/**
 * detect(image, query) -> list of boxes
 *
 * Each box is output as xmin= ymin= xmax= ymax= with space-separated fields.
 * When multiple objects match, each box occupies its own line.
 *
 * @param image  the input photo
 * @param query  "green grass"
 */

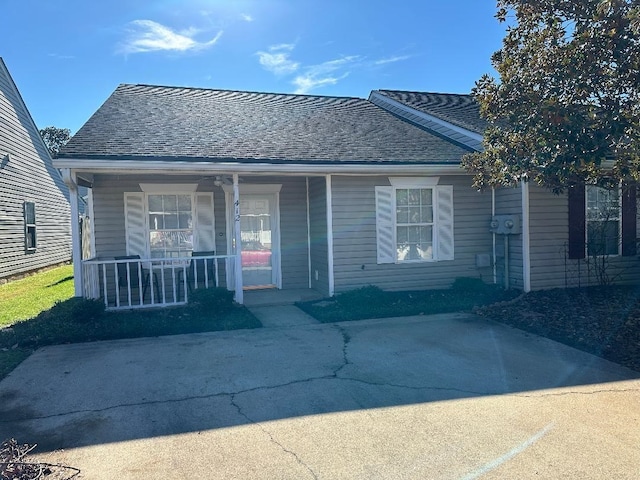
xmin=296 ymin=281 xmax=518 ymax=323
xmin=0 ymin=264 xmax=75 ymax=327
xmin=0 ymin=287 xmax=261 ymax=381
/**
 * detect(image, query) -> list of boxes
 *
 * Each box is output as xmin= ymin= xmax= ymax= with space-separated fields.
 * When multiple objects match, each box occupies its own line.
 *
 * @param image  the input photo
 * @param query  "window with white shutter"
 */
xmin=124 ymin=190 xmax=215 ymax=258
xmin=375 ymin=180 xmax=454 ymax=263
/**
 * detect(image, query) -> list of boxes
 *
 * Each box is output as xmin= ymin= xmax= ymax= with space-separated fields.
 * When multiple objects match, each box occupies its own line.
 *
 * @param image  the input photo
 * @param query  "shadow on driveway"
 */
xmin=0 ymin=313 xmax=637 ymax=453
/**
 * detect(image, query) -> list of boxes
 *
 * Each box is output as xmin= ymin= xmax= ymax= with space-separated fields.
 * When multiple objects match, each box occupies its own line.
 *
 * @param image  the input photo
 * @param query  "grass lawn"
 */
xmin=297 ymin=281 xmax=518 ymax=323
xmin=0 ymin=287 xmax=261 ymax=381
xmin=0 ymin=264 xmax=75 ymax=327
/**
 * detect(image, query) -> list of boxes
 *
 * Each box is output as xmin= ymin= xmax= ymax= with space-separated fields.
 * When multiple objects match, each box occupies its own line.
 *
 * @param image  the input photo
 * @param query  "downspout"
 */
xmin=61 ymin=168 xmax=83 ymax=297
xmin=326 ymin=175 xmax=335 ymax=296
xmin=233 ymin=174 xmax=243 ymax=304
xmin=521 ymin=179 xmax=531 ymax=292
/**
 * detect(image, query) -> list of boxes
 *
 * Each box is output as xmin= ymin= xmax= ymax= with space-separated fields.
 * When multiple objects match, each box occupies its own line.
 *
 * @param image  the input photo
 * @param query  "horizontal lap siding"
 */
xmin=91 ymin=175 xmax=310 ymax=290
xmin=0 ymin=65 xmax=71 ymax=279
xmin=528 ymin=185 xmax=640 ymax=289
xmin=331 ymin=175 xmax=493 ymax=292
xmin=494 ymin=186 xmax=524 ymax=289
xmin=308 ymin=177 xmax=329 ymax=295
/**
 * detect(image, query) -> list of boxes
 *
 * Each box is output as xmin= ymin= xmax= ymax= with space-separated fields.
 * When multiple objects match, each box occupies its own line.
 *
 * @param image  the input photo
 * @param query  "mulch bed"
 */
xmin=475 ymin=285 xmax=640 ymax=372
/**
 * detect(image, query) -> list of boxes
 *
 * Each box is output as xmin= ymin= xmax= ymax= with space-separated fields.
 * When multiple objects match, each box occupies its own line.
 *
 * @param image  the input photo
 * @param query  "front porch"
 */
xmin=71 ymin=172 xmax=334 ymax=310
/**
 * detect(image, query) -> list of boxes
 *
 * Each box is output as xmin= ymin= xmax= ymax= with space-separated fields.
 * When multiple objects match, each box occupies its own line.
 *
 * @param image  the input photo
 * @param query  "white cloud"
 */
xmin=240 ymin=13 xmax=254 ymax=22
xmin=119 ymin=20 xmax=223 ymax=54
xmin=256 ymin=44 xmax=299 ymax=75
xmin=292 ymin=56 xmax=360 ymax=94
xmin=374 ymin=54 xmax=411 ymax=65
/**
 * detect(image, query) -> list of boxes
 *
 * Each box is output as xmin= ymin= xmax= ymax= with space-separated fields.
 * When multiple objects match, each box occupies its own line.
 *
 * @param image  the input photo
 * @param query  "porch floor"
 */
xmin=242 ymin=288 xmax=325 ymax=307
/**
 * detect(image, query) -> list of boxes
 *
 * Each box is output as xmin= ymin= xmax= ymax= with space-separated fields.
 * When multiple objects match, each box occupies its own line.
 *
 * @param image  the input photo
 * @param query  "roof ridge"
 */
xmin=116 ymin=83 xmax=366 ymax=101
xmin=377 ymin=89 xmax=475 ymax=98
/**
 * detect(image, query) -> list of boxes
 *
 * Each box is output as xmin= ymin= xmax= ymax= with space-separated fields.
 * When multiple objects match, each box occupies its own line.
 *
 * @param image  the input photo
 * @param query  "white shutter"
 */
xmin=195 ymin=193 xmax=216 ymax=252
xmin=124 ymin=193 xmax=148 ymax=257
xmin=436 ymin=185 xmax=454 ymax=261
xmin=375 ymin=186 xmax=395 ymax=264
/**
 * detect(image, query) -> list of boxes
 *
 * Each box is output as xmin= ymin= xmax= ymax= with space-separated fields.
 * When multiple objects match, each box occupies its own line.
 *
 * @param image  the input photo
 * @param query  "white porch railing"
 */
xmin=82 ymin=254 xmax=237 ymax=310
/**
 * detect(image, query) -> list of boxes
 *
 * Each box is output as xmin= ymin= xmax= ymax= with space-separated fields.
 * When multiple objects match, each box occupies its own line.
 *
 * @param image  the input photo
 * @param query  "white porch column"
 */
xmin=521 ymin=179 xmax=531 ymax=292
xmin=233 ymin=173 xmax=244 ymax=304
xmin=62 ymin=168 xmax=83 ymax=297
xmin=326 ymin=174 xmax=335 ymax=296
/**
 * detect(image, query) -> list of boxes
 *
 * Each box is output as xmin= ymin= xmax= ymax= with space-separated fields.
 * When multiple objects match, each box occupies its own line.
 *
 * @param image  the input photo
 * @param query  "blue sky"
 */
xmin=3 ymin=1 xmax=506 ymax=134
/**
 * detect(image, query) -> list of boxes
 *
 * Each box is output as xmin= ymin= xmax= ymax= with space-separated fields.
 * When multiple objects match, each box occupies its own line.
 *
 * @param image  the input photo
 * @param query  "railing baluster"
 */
xmin=126 ymin=261 xmax=132 ymax=307
xmin=193 ymin=259 xmax=199 ymax=291
xmin=137 ymin=262 xmax=144 ymax=305
xmin=149 ymin=263 xmax=155 ymax=305
xmin=114 ymin=264 xmax=120 ymax=309
xmin=214 ymin=258 xmax=219 ymax=288
xmin=102 ymin=264 xmax=108 ymax=308
xmin=171 ymin=264 xmax=177 ymax=303
xmin=161 ymin=261 xmax=166 ymax=305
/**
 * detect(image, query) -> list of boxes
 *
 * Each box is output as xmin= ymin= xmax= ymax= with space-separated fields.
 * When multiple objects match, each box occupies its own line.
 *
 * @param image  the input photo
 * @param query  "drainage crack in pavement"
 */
xmin=511 ymin=387 xmax=640 ymax=399
xmin=230 ymin=393 xmax=319 ymax=480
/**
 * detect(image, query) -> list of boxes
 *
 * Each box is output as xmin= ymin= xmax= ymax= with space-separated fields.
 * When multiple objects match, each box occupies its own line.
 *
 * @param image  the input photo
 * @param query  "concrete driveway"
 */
xmin=1 ymin=312 xmax=639 ymax=479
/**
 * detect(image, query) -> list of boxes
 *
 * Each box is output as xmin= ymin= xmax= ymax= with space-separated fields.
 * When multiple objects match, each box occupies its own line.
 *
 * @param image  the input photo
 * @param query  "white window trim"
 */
xmin=140 ymin=183 xmax=198 ymax=193
xmin=585 ymin=184 xmax=622 ymax=257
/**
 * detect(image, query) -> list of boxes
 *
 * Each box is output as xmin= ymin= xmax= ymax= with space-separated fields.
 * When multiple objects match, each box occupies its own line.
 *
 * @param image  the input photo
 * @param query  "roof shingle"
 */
xmin=59 ymin=84 xmax=471 ymax=164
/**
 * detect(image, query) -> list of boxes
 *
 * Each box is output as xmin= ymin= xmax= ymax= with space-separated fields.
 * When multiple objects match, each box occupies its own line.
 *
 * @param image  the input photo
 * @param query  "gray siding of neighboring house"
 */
xmin=494 ymin=186 xmax=524 ymax=290
xmin=331 ymin=175 xmax=494 ymax=292
xmin=90 ymin=174 xmax=312 ymax=290
xmin=308 ymin=177 xmax=329 ymax=296
xmin=528 ymin=184 xmax=640 ymax=289
xmin=0 ymin=60 xmax=71 ymax=280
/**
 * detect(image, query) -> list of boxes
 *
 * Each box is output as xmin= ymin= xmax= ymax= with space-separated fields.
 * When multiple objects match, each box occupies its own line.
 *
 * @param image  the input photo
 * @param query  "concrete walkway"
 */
xmin=247 ymin=304 xmax=320 ymax=328
xmin=1 ymin=313 xmax=639 ymax=479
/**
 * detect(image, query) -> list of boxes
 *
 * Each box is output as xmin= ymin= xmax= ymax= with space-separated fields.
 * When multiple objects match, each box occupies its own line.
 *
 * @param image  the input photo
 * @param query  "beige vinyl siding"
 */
xmin=494 ymin=186 xmax=524 ymax=289
xmin=90 ymin=174 xmax=312 ymax=290
xmin=0 ymin=61 xmax=71 ymax=280
xmin=331 ymin=175 xmax=493 ymax=292
xmin=528 ymin=184 xmax=640 ymax=289
xmin=308 ymin=177 xmax=329 ymax=295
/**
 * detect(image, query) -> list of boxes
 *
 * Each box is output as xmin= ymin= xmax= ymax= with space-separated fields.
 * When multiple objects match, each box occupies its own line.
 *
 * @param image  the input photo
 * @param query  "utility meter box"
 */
xmin=489 ymin=215 xmax=521 ymax=235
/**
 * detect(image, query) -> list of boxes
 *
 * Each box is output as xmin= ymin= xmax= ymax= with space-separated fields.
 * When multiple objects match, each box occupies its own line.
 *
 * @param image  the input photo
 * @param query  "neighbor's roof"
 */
xmin=58 ymin=84 xmax=472 ymax=164
xmin=375 ymin=90 xmax=487 ymax=135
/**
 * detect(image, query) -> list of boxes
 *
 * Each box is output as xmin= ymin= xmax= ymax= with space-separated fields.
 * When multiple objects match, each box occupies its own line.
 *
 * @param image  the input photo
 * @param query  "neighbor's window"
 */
xmin=586 ymin=185 xmax=620 ymax=256
xmin=148 ymin=194 xmax=193 ymax=258
xmin=24 ymin=201 xmax=36 ymax=252
xmin=395 ymin=188 xmax=434 ymax=261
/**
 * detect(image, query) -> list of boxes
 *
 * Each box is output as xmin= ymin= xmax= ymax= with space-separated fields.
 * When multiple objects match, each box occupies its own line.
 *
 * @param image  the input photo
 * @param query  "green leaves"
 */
xmin=465 ymin=0 xmax=640 ymax=191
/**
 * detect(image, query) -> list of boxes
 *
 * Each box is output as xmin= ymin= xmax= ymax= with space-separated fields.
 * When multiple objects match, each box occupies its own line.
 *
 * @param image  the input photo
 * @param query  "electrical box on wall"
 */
xmin=489 ymin=215 xmax=521 ymax=235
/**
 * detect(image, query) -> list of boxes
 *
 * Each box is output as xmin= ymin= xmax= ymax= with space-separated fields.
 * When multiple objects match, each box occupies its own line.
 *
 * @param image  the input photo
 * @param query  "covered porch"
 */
xmin=64 ymin=169 xmax=335 ymax=310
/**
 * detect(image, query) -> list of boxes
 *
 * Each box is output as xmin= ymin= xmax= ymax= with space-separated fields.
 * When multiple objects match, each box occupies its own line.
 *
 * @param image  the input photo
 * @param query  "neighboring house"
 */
xmin=55 ymin=84 xmax=638 ymax=310
xmin=0 ymin=58 xmax=71 ymax=281
xmin=371 ymin=89 xmax=639 ymax=290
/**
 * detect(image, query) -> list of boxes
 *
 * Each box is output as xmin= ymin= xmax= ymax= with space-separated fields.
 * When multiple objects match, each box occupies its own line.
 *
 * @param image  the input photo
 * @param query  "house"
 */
xmin=371 ymin=89 xmax=639 ymax=290
xmin=55 ymin=84 xmax=639 ymax=310
xmin=0 ymin=58 xmax=71 ymax=282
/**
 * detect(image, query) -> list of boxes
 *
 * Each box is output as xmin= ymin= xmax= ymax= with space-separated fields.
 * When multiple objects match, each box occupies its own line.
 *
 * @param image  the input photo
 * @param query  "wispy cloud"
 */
xmin=119 ymin=20 xmax=223 ymax=54
xmin=373 ymin=54 xmax=411 ymax=65
xmin=256 ymin=43 xmax=299 ymax=75
xmin=293 ymin=55 xmax=361 ymax=94
xmin=240 ymin=13 xmax=254 ymax=22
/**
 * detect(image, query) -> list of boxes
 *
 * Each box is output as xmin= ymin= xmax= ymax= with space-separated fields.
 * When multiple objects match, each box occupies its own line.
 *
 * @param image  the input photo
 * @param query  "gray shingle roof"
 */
xmin=376 ymin=90 xmax=487 ymax=134
xmin=59 ymin=84 xmax=471 ymax=164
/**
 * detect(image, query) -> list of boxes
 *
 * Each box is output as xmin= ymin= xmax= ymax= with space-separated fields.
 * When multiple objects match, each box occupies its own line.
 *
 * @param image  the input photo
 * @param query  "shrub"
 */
xmin=47 ymin=297 xmax=105 ymax=324
xmin=451 ymin=277 xmax=491 ymax=293
xmin=188 ymin=287 xmax=235 ymax=314
xmin=335 ymin=285 xmax=386 ymax=307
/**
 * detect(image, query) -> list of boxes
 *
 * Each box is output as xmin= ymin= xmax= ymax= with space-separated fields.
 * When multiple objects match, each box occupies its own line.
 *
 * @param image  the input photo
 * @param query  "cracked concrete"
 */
xmin=1 ymin=312 xmax=639 ymax=479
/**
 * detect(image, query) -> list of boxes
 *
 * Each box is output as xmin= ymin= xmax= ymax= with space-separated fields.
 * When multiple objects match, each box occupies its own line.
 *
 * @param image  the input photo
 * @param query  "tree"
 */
xmin=462 ymin=0 xmax=640 ymax=192
xmin=39 ymin=126 xmax=71 ymax=158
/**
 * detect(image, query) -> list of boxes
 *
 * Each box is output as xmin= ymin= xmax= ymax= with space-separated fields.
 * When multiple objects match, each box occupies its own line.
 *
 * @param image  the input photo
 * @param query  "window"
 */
xmin=375 ymin=180 xmax=454 ymax=264
xmin=586 ymin=185 xmax=620 ymax=256
xmin=148 ymin=194 xmax=193 ymax=258
xmin=124 ymin=190 xmax=215 ymax=260
xmin=23 ymin=201 xmax=36 ymax=252
xmin=395 ymin=188 xmax=434 ymax=261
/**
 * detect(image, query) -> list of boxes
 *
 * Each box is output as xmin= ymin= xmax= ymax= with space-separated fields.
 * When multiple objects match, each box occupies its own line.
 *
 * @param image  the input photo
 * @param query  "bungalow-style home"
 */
xmin=0 ymin=58 xmax=71 ymax=282
xmin=370 ymin=89 xmax=639 ymax=290
xmin=54 ymin=84 xmax=639 ymax=309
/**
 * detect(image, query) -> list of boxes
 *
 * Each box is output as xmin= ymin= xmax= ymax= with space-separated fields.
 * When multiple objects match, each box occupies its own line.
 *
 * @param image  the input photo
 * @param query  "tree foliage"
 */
xmin=462 ymin=0 xmax=640 ymax=192
xmin=39 ymin=126 xmax=71 ymax=158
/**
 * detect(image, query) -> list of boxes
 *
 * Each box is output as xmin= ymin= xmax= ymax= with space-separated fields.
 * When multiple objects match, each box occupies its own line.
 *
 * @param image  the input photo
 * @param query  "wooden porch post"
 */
xmin=233 ymin=174 xmax=243 ymax=304
xmin=326 ymin=174 xmax=335 ymax=296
